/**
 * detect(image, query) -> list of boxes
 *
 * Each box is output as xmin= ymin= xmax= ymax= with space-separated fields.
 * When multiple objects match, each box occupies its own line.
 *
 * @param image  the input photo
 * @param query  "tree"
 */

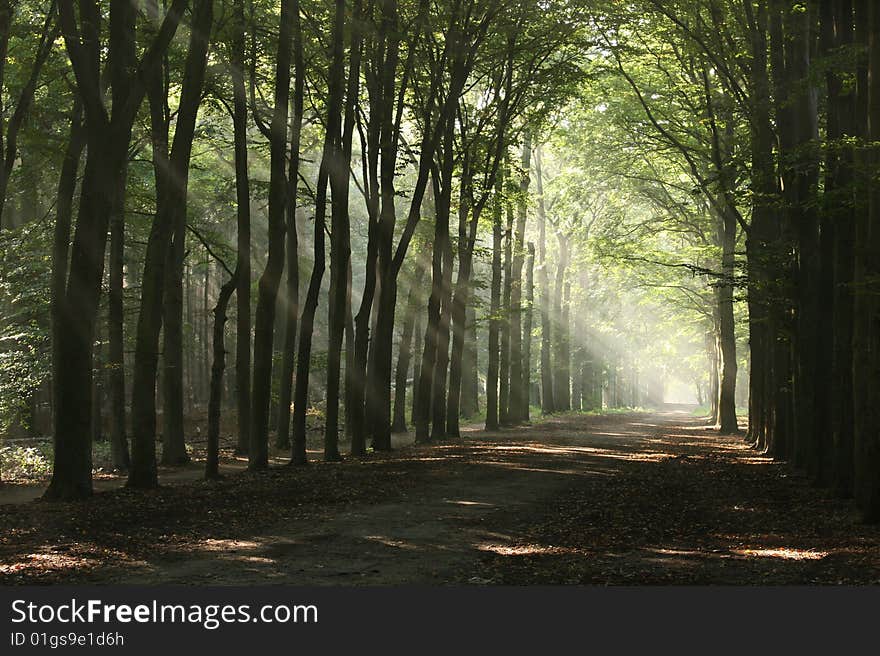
xmin=49 ymin=0 xmax=190 ymax=499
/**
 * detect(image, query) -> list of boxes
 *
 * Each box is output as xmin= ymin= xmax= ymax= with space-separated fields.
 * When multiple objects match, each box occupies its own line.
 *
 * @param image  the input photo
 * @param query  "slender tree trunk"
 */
xmin=522 ymin=242 xmax=535 ymax=421
xmin=853 ymin=0 xmax=880 ymax=520
xmin=431 ymin=124 xmax=456 ymax=441
xmin=161 ymin=218 xmax=189 ymax=464
xmin=743 ymin=0 xmax=776 ymax=452
xmin=553 ymin=233 xmax=570 ymax=410
xmin=411 ymin=313 xmax=423 ymax=428
xmin=559 ymin=281 xmax=571 ymax=410
xmin=767 ymin=0 xmax=795 ymax=460
xmin=229 ymin=0 xmax=252 ymax=456
xmin=392 ymin=276 xmax=421 ymax=432
xmin=250 ymin=0 xmax=295 ymax=470
xmin=460 ymin=303 xmax=479 ymax=419
xmin=108 ymin=173 xmax=129 ymax=470
xmin=128 ymin=0 xmax=212 ymax=489
xmin=344 ymin=262 xmax=355 ymax=441
xmin=50 ymin=0 xmax=189 ymax=499
xmin=485 ymin=175 xmax=503 ymax=430
xmin=292 ymin=0 xmax=345 ymax=465
xmin=370 ymin=0 xmax=469 ymax=451
xmin=415 ymin=171 xmax=444 ymax=443
xmin=290 ymin=169 xmax=327 ymax=465
xmin=535 ymin=146 xmax=554 ymax=414
xmin=325 ymin=0 xmax=362 ymax=462
xmin=498 ymin=197 xmax=514 ymax=424
xmin=275 ymin=0 xmax=304 ymax=451
xmin=717 ymin=207 xmax=738 ymax=434
xmin=206 ymin=271 xmax=237 ymax=479
xmin=786 ymin=1 xmax=821 ymax=472
xmin=446 ymin=180 xmax=474 ymax=438
xmin=48 ymin=102 xmax=86 ymax=490
xmin=832 ymin=0 xmax=859 ymax=496
xmin=508 ymin=135 xmax=531 ymax=422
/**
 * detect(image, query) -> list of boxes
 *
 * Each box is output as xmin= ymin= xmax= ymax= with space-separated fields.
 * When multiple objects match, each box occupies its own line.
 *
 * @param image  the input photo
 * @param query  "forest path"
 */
xmin=2 ymin=408 xmax=879 ymax=584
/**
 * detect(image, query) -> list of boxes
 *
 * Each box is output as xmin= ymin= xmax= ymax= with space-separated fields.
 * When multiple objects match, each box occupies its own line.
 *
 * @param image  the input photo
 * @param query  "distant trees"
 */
xmin=607 ymin=0 xmax=880 ymax=520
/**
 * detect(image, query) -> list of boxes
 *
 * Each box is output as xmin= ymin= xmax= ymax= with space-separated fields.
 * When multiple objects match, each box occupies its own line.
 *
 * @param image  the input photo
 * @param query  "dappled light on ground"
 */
xmin=1 ymin=409 xmax=878 ymax=585
xmin=732 ymin=548 xmax=828 ymax=561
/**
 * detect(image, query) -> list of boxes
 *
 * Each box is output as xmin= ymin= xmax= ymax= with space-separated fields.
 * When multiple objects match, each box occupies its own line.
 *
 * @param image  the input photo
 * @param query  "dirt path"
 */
xmin=2 ymin=408 xmax=878 ymax=585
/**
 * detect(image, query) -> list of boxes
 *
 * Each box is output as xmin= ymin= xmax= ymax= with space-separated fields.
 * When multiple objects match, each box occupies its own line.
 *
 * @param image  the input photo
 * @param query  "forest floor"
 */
xmin=1 ymin=406 xmax=879 ymax=585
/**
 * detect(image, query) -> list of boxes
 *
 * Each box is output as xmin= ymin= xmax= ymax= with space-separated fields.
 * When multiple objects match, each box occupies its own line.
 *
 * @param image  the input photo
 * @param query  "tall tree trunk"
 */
xmin=431 ymin=122 xmax=457 ymax=441
xmin=785 ymin=1 xmax=822 ymax=472
xmin=49 ymin=102 xmax=86 ymax=478
xmin=108 ymin=173 xmax=129 ymax=470
xmin=325 ymin=0 xmax=362 ymax=462
xmin=522 ymin=242 xmax=535 ymax=421
xmin=411 ymin=313 xmax=423 ymax=429
xmin=206 ymin=270 xmax=237 ymax=480
xmin=128 ymin=0 xmax=212 ymax=489
xmin=832 ymin=0 xmax=859 ymax=495
xmin=392 ymin=276 xmax=422 ymax=432
xmin=460 ymin=303 xmax=479 ymax=419
xmin=498 ymin=196 xmax=514 ymax=424
xmin=276 ymin=0 xmax=304 ymax=451
xmin=742 ymin=0 xmax=775 ymax=452
xmin=553 ymin=232 xmax=570 ymax=410
xmin=446 ymin=178 xmax=474 ymax=438
xmin=250 ymin=0 xmax=295 ymax=470
xmin=853 ymin=0 xmax=880 ymax=520
xmin=767 ymin=0 xmax=795 ymax=460
xmin=370 ymin=0 xmax=470 ymax=451
xmin=813 ymin=0 xmax=842 ymax=484
xmin=347 ymin=0 xmax=384 ymax=457
xmin=344 ymin=262 xmax=355 ymax=441
xmin=559 ymin=281 xmax=571 ymax=410
xmin=291 ymin=0 xmax=345 ymax=465
xmin=0 ymin=0 xmax=12 ymax=230
xmin=162 ymin=219 xmax=189 ymax=464
xmin=485 ymin=175 xmax=503 ymax=431
xmin=508 ymin=135 xmax=531 ymax=423
xmin=717 ymin=206 xmax=738 ymax=434
xmin=231 ymin=0 xmax=252 ymax=456
xmin=535 ymin=145 xmax=554 ymax=414
xmin=50 ymin=0 xmax=189 ymax=499
xmin=415 ymin=171 xmax=443 ymax=443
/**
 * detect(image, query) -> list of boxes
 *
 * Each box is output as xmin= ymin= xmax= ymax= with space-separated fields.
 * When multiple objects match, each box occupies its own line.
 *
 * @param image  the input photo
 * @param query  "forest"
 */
xmin=0 ymin=0 xmax=879 ymax=586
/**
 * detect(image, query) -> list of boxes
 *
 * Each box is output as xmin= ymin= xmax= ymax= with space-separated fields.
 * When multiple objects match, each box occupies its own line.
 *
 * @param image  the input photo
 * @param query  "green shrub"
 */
xmin=0 ymin=443 xmax=52 ymax=480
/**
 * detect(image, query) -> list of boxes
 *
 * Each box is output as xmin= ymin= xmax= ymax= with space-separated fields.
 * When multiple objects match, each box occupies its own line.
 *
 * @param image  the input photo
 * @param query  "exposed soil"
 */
xmin=1 ymin=407 xmax=878 ymax=585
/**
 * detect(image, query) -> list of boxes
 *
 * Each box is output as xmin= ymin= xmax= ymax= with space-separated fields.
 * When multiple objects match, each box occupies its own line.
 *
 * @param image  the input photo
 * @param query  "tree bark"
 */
xmin=461 ymin=303 xmax=480 ymax=419
xmin=230 ymin=0 xmax=252 ymax=456
xmin=508 ymin=134 xmax=532 ymax=422
xmin=392 ymin=276 xmax=422 ymax=433
xmin=535 ymin=145 xmax=554 ymax=414
xmin=522 ymin=242 xmax=535 ymax=421
xmin=717 ymin=206 xmax=739 ymax=434
xmin=206 ymin=270 xmax=237 ymax=480
xmin=128 ymin=0 xmax=212 ymax=488
xmin=250 ymin=0 xmax=295 ymax=470
xmin=48 ymin=0 xmax=189 ymax=499
xmin=498 ymin=195 xmax=514 ymax=425
xmin=853 ymin=0 xmax=880 ymax=520
xmin=486 ymin=173 xmax=503 ymax=431
xmin=553 ymin=232 xmax=570 ymax=410
xmin=325 ymin=0 xmax=362 ymax=461
xmin=50 ymin=102 xmax=86 ymax=471
xmin=831 ymin=0 xmax=859 ymax=496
